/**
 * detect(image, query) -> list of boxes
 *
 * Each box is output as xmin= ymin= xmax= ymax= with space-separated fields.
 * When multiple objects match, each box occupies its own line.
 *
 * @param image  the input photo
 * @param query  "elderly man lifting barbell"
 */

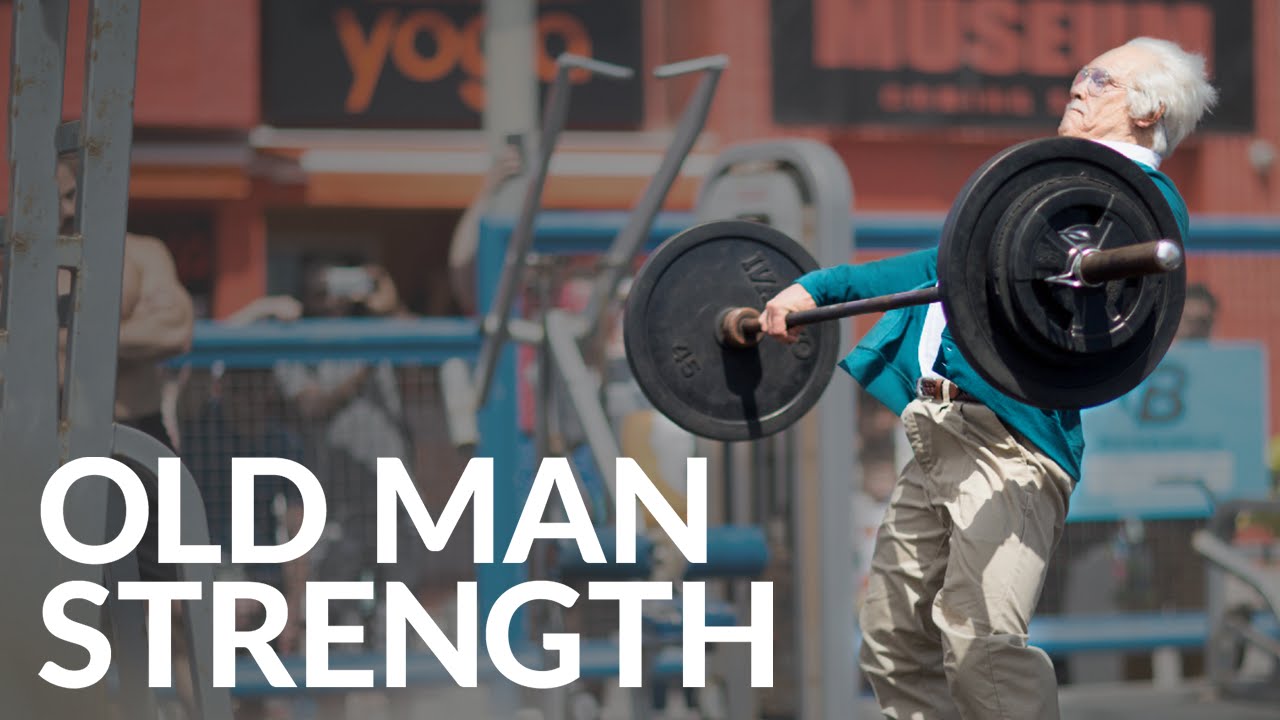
xmin=757 ymin=37 xmax=1218 ymax=719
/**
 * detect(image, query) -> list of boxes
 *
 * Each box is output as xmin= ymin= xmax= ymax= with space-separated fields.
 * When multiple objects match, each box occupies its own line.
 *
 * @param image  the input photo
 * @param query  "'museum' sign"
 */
xmin=772 ymin=0 xmax=1255 ymax=131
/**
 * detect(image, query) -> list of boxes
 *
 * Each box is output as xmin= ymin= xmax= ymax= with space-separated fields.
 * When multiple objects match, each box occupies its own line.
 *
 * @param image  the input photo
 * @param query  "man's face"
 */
xmin=1058 ymin=46 xmax=1152 ymax=143
xmin=56 ymin=161 xmax=77 ymax=235
xmin=1176 ymin=297 xmax=1216 ymax=340
xmin=302 ymin=268 xmax=352 ymax=318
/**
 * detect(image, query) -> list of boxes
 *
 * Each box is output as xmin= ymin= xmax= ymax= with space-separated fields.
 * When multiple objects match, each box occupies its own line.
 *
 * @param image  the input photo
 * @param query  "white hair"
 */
xmin=1123 ymin=37 xmax=1219 ymax=157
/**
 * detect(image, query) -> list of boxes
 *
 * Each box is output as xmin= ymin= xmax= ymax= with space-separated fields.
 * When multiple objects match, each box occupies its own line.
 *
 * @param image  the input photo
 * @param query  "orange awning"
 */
xmin=249 ymin=128 xmax=718 ymax=211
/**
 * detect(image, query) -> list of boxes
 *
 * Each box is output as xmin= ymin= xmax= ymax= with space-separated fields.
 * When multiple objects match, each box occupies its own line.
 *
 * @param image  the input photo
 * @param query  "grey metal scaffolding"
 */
xmin=1 ymin=1 xmax=229 ymax=718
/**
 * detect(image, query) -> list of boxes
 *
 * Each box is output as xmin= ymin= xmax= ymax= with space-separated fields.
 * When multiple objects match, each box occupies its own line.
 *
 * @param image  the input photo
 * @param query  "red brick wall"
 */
xmin=0 ymin=0 xmax=259 ymax=208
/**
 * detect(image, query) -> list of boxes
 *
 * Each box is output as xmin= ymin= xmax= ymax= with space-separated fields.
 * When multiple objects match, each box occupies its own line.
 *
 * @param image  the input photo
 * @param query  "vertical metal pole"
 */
xmin=66 ymin=3 xmax=161 ymax=718
xmin=63 ymin=0 xmax=138 ymax=451
xmin=807 ymin=145 xmax=858 ymax=720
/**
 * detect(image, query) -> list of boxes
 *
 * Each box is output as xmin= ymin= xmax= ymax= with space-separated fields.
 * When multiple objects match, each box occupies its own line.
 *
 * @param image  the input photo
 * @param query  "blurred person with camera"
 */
xmin=268 ymin=261 xmax=421 ymax=644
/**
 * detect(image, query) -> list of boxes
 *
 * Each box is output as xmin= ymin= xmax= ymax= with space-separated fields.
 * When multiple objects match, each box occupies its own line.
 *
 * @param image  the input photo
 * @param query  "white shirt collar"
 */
xmin=1092 ymin=139 xmax=1162 ymax=169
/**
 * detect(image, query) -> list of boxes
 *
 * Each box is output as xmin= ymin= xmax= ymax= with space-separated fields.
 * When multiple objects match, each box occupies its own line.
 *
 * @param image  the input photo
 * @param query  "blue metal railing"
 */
xmin=177 ymin=318 xmax=481 ymax=368
xmin=475 ymin=209 xmax=1280 ymax=253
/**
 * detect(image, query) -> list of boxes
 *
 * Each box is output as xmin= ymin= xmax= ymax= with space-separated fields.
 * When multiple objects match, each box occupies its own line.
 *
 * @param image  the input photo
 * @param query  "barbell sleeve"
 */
xmin=1077 ymin=239 xmax=1184 ymax=285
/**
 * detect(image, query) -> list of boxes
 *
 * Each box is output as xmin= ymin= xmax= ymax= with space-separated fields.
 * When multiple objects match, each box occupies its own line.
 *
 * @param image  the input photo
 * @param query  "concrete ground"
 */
xmin=225 ymin=680 xmax=1280 ymax=720
xmin=847 ymin=683 xmax=1280 ymax=720
xmin=1055 ymin=682 xmax=1280 ymax=720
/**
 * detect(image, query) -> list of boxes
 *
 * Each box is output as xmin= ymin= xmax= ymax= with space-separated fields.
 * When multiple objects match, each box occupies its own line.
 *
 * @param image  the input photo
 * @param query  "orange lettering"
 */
xmin=1131 ymin=3 xmax=1171 ymax=43
xmin=814 ymin=0 xmax=862 ymax=68
xmin=538 ymin=13 xmax=593 ymax=83
xmin=905 ymin=0 xmax=960 ymax=72
xmin=392 ymin=10 xmax=460 ymax=82
xmin=908 ymin=84 xmax=930 ymax=112
xmin=937 ymin=84 xmax=961 ymax=114
xmin=1010 ymin=87 xmax=1034 ymax=115
xmin=1174 ymin=3 xmax=1214 ymax=75
xmin=984 ymin=86 xmax=1005 ymax=113
xmin=1092 ymin=2 xmax=1130 ymax=66
xmin=969 ymin=0 xmax=1020 ymax=75
xmin=458 ymin=15 xmax=486 ymax=112
xmin=849 ymin=0 xmax=899 ymax=70
xmin=879 ymin=83 xmax=904 ymax=111
xmin=1045 ymin=86 xmax=1071 ymax=116
xmin=336 ymin=8 xmax=398 ymax=114
xmin=1025 ymin=1 xmax=1071 ymax=76
xmin=1066 ymin=1 xmax=1101 ymax=69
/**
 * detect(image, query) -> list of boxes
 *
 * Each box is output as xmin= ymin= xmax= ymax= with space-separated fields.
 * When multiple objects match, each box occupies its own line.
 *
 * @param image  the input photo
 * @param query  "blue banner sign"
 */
xmin=1069 ymin=342 xmax=1269 ymax=522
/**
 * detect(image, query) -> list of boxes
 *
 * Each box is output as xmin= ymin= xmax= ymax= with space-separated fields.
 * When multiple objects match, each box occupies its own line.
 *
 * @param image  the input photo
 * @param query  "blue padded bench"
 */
xmin=1028 ymin=611 xmax=1280 ymax=655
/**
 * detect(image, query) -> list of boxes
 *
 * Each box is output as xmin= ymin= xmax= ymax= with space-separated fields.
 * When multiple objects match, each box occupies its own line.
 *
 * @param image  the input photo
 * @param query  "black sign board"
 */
xmin=263 ymin=0 xmax=643 ymax=129
xmin=772 ymin=0 xmax=1254 ymax=132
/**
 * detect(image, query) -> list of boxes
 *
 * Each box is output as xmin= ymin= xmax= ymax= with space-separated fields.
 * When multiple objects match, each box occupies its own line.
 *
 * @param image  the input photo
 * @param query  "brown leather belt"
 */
xmin=917 ymin=378 xmax=982 ymax=404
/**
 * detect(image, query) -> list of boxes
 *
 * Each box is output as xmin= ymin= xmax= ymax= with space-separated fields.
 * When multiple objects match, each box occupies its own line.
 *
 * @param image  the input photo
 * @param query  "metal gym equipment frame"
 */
xmin=444 ymin=53 xmax=729 ymax=458
xmin=1194 ymin=499 xmax=1280 ymax=698
xmin=693 ymin=140 xmax=858 ymax=720
xmin=448 ymin=51 xmax=743 ymax=718
xmin=2 ymin=1 xmax=229 ymax=719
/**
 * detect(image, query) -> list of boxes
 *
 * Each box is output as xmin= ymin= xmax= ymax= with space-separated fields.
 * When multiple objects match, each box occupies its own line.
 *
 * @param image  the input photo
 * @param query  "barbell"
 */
xmin=623 ymin=137 xmax=1187 ymax=441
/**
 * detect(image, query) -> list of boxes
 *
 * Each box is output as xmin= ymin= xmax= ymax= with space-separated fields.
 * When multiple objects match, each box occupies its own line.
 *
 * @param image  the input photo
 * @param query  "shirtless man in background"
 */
xmin=56 ymin=155 xmax=199 ymax=714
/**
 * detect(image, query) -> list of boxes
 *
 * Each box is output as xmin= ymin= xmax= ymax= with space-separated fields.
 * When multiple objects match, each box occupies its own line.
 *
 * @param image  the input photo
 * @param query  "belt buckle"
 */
xmin=915 ymin=377 xmax=934 ymax=400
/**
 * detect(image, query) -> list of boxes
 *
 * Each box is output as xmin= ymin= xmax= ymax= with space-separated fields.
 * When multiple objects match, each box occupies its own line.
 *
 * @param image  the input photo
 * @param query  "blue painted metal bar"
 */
xmin=173 ymin=318 xmax=481 ymax=368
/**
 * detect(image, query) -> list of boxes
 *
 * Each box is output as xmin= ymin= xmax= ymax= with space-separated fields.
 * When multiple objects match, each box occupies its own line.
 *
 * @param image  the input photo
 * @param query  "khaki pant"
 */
xmin=859 ymin=395 xmax=1075 ymax=719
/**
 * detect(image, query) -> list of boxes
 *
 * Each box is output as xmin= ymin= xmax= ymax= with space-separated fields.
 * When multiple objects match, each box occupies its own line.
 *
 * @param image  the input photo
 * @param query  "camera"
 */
xmin=323 ymin=266 xmax=374 ymax=301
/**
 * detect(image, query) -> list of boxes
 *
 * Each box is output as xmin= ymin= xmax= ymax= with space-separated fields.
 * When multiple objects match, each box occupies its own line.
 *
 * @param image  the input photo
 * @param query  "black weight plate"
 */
xmin=997 ymin=177 xmax=1160 ymax=355
xmin=939 ymin=137 xmax=1186 ymax=410
xmin=624 ymin=220 xmax=840 ymax=441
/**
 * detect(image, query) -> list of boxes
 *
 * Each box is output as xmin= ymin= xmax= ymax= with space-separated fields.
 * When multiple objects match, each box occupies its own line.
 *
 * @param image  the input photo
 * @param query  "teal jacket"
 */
xmin=798 ymin=162 xmax=1188 ymax=481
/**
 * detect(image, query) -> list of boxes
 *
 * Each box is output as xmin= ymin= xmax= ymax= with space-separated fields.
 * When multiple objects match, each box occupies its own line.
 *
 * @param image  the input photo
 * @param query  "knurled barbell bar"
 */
xmin=718 ymin=238 xmax=1183 ymax=348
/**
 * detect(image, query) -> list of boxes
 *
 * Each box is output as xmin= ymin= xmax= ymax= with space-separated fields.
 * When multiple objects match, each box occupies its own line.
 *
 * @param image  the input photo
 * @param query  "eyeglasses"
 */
xmin=1074 ymin=67 xmax=1128 ymax=97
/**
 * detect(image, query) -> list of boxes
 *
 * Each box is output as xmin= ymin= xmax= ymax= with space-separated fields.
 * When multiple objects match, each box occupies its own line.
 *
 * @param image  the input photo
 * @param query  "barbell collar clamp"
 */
xmin=1048 ymin=239 xmax=1184 ymax=288
xmin=717 ymin=307 xmax=763 ymax=349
